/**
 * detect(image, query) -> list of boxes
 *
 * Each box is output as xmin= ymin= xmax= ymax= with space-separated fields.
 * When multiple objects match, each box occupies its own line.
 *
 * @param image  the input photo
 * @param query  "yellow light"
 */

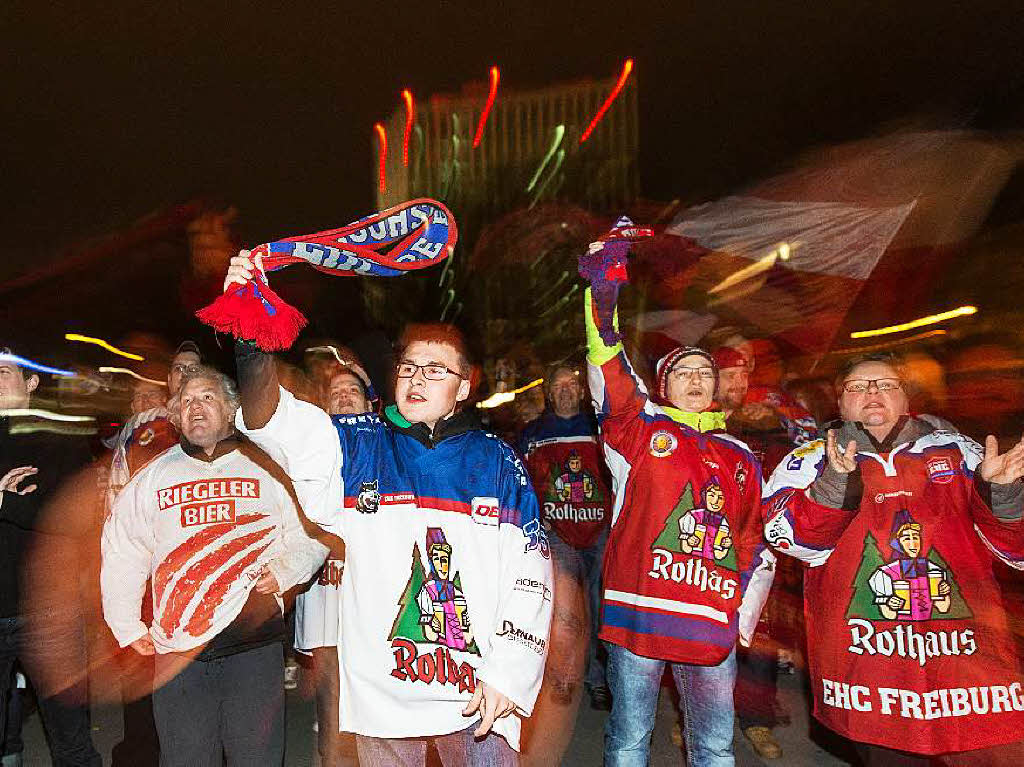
xmin=850 ymin=306 xmax=977 ymax=339
xmin=831 ymin=329 xmax=947 ymax=355
xmin=99 ymin=367 xmax=167 ymax=386
xmin=708 ymin=242 xmax=793 ymax=296
xmin=477 ymin=378 xmax=545 ymax=409
xmin=65 ymin=333 xmax=145 ymax=361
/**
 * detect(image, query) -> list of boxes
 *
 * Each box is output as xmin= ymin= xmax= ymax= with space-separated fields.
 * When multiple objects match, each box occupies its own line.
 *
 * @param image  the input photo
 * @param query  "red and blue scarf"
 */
xmin=198 ymin=199 xmax=457 ymax=350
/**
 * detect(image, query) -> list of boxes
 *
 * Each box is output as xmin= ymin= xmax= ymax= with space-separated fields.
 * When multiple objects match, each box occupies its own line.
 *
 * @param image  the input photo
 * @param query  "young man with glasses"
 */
xmin=578 ymin=241 xmax=774 ymax=767
xmin=764 ymin=353 xmax=1024 ymax=764
xmin=222 ymin=252 xmax=552 ymax=766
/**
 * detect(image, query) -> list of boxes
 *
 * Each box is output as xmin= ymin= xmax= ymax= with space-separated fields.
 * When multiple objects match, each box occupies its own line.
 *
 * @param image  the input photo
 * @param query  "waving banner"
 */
xmin=197 ymin=199 xmax=457 ymax=351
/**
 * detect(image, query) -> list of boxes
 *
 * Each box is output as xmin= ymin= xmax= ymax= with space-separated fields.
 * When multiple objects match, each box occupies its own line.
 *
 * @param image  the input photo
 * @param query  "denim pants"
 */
xmin=548 ymin=528 xmax=609 ymax=690
xmin=355 ymin=724 xmax=518 ymax=767
xmin=605 ymin=642 xmax=737 ymax=767
xmin=0 ymin=612 xmax=101 ymax=767
xmin=152 ymin=641 xmax=285 ymax=767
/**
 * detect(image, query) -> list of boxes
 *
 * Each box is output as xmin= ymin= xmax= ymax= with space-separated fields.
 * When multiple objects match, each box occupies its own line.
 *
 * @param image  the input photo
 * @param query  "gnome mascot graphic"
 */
xmin=416 ymin=528 xmax=473 ymax=650
xmin=554 ymin=450 xmax=595 ymax=503
xmin=678 ymin=477 xmax=732 ymax=561
xmin=869 ymin=510 xmax=951 ymax=621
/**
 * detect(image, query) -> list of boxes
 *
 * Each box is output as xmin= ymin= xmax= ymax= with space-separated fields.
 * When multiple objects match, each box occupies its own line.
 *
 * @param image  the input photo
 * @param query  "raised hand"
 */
xmin=825 ymin=429 xmax=858 ymax=474
xmin=222 ymin=249 xmax=266 ymax=292
xmin=978 ymin=435 xmax=1024 ymax=485
xmin=1 ymin=466 xmax=38 ymax=496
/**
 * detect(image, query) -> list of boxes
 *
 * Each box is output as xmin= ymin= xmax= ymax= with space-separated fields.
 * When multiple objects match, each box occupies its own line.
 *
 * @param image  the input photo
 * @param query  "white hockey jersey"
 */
xmin=240 ymin=388 xmax=552 ymax=751
xmin=101 ymin=438 xmax=328 ymax=653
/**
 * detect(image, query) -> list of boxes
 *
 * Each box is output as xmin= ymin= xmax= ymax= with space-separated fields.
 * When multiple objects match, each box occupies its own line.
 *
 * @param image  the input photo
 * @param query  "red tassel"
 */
xmin=196 ymin=280 xmax=308 ymax=352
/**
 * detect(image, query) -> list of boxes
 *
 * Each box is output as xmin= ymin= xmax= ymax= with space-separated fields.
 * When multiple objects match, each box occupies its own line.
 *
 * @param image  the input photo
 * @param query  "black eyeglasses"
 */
xmin=396 ymin=362 xmax=466 ymax=381
xmin=842 ymin=378 xmax=903 ymax=394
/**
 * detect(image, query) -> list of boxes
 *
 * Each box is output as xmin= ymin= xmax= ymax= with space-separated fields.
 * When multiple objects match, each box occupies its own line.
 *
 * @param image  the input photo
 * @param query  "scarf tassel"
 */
xmin=195 ymin=279 xmax=308 ymax=352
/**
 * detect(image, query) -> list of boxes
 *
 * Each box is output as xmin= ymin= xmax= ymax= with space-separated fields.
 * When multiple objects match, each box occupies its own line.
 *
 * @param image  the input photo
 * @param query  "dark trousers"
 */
xmin=153 ymin=641 xmax=285 ymax=767
xmin=734 ymin=638 xmax=778 ymax=729
xmin=0 ymin=613 xmax=101 ymax=767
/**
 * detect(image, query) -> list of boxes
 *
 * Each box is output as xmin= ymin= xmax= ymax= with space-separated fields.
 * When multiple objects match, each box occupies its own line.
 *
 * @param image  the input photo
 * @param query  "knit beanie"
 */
xmin=654 ymin=346 xmax=718 ymax=402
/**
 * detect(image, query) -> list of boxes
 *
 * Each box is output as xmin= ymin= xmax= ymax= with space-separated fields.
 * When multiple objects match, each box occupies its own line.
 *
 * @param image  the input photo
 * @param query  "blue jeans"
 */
xmin=355 ymin=725 xmax=517 ymax=766
xmin=605 ymin=643 xmax=737 ymax=767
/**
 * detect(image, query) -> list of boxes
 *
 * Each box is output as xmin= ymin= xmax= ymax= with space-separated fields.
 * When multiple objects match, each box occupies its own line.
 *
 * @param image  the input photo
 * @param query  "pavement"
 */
xmin=15 ymin=661 xmax=854 ymax=766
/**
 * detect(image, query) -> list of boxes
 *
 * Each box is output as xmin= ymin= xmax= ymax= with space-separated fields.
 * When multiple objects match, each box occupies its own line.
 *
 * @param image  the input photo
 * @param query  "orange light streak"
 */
xmin=401 ymin=89 xmax=414 ymax=167
xmin=472 ymin=66 xmax=500 ymax=149
xmin=579 ymin=58 xmax=634 ymax=144
xmin=374 ymin=123 xmax=387 ymax=194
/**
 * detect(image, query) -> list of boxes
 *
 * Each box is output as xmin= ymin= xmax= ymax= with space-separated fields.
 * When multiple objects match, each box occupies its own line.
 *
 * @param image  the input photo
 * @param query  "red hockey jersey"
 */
xmin=764 ymin=418 xmax=1024 ymax=754
xmin=585 ymin=290 xmax=773 ymax=665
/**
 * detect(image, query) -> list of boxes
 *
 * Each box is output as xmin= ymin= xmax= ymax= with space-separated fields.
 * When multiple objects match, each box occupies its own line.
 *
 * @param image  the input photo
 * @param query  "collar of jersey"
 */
xmin=384 ymin=404 xmax=481 ymax=448
xmin=661 ymin=407 xmax=726 ymax=432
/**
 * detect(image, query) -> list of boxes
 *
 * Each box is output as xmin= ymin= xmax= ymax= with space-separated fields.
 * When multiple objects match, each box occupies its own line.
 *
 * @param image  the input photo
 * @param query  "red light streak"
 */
xmin=374 ymin=123 xmax=387 ymax=194
xmin=472 ymin=66 xmax=500 ymax=149
xmin=579 ymin=58 xmax=633 ymax=144
xmin=401 ymin=89 xmax=414 ymax=167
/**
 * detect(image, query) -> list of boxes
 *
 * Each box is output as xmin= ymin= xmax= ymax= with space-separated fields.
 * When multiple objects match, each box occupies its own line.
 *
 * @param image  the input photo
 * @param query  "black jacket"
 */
xmin=0 ymin=415 xmax=93 ymax=617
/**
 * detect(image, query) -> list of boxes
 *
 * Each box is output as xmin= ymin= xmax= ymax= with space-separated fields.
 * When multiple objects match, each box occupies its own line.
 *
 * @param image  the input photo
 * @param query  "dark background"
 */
xmin=5 ymin=1 xmax=1022 ymax=261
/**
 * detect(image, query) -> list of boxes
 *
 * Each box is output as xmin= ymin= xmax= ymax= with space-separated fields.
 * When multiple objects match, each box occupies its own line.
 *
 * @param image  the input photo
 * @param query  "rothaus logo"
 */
xmin=542 ymin=502 xmax=605 ymax=523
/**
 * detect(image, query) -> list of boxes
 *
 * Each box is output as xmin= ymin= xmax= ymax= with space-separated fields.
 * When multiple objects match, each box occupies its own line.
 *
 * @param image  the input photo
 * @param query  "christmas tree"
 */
xmin=389 ymin=542 xmax=428 ymax=643
xmin=845 ymin=532 xmax=886 ymax=621
xmin=927 ymin=547 xmax=973 ymax=620
xmin=651 ymin=484 xmax=695 ymax=551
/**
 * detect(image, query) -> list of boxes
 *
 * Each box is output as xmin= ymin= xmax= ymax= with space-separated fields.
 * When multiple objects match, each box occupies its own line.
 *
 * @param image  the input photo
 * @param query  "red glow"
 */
xmin=374 ymin=123 xmax=387 ymax=194
xmin=401 ymin=89 xmax=414 ymax=167
xmin=579 ymin=58 xmax=634 ymax=144
xmin=472 ymin=66 xmax=500 ymax=149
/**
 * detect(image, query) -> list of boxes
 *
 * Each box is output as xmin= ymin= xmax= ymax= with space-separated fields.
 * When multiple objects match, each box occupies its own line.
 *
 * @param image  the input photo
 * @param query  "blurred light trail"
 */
xmin=99 ymin=366 xmax=166 ymax=386
xmin=708 ymin=242 xmax=792 ymax=295
xmin=401 ymin=89 xmax=414 ymax=167
xmin=374 ymin=123 xmax=387 ymax=194
xmin=477 ymin=378 xmax=544 ymax=409
xmin=0 ymin=408 xmax=95 ymax=423
xmin=850 ymin=306 xmax=977 ymax=339
xmin=579 ymin=58 xmax=633 ymax=144
xmin=527 ymin=125 xmax=566 ymax=193
xmin=0 ymin=352 xmax=75 ymax=377
xmin=831 ymin=329 xmax=947 ymax=355
xmin=472 ymin=66 xmax=500 ymax=149
xmin=65 ymin=333 xmax=144 ymax=360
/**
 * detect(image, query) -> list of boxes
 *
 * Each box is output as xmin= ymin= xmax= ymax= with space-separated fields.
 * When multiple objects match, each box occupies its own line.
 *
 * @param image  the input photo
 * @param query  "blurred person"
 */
xmin=101 ymin=365 xmax=329 ymax=767
xmin=784 ymin=376 xmax=839 ymax=428
xmin=715 ymin=346 xmax=817 ymax=761
xmin=223 ymin=251 xmax=552 ymax=766
xmin=0 ymin=349 xmax=102 ymax=767
xmin=764 ymin=352 xmax=1024 ymax=765
xmin=105 ymin=341 xmax=199 ymax=767
xmin=517 ymin=363 xmax=613 ymax=764
xmin=579 ymin=232 xmax=773 ymax=767
xmin=945 ymin=341 xmax=1024 ymax=448
xmin=295 ymin=357 xmax=374 ymax=767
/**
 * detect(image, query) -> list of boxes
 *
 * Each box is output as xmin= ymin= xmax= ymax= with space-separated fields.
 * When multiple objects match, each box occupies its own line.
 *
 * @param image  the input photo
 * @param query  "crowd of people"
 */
xmin=1 ymin=227 xmax=1023 ymax=767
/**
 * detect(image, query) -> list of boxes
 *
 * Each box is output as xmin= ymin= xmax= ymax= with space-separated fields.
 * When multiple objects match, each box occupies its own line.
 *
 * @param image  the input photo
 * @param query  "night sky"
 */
xmin=5 ymin=1 xmax=1022 ymax=274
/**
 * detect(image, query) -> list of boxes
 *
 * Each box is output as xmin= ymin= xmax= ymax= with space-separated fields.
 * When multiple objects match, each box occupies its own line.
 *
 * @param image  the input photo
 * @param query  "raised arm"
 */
xmin=763 ymin=431 xmax=863 ymax=566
